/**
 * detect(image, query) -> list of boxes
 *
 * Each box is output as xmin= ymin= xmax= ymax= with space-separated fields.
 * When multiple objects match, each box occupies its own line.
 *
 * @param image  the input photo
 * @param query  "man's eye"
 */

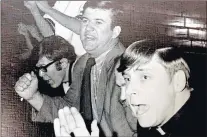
xmin=142 ymin=75 xmax=150 ymax=80
xmin=96 ymin=21 xmax=103 ymax=25
xmin=82 ymin=19 xmax=88 ymax=24
xmin=124 ymin=77 xmax=130 ymax=82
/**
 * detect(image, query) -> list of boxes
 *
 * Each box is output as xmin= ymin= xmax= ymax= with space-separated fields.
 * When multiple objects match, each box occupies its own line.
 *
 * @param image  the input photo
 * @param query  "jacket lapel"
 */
xmin=72 ymin=54 xmax=89 ymax=110
xmin=96 ymin=42 xmax=125 ymax=120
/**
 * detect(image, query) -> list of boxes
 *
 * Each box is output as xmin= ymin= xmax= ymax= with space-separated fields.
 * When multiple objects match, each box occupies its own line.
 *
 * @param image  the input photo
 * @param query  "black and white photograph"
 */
xmin=1 ymin=1 xmax=207 ymax=137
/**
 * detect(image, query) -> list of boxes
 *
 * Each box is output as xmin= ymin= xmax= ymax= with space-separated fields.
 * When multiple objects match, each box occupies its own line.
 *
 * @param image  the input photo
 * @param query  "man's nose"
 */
xmin=129 ymin=79 xmax=138 ymax=92
xmin=126 ymin=82 xmax=139 ymax=100
xmin=86 ymin=22 xmax=95 ymax=31
xmin=120 ymin=86 xmax=126 ymax=101
xmin=39 ymin=70 xmax=45 ymax=77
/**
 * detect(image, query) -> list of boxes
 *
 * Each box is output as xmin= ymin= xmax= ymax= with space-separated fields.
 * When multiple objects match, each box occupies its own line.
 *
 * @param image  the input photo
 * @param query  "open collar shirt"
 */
xmin=90 ymin=42 xmax=118 ymax=121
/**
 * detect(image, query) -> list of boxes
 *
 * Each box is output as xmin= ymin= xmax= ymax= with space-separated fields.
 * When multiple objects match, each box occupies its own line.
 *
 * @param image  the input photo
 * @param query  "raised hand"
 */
xmin=54 ymin=107 xmax=99 ymax=137
xmin=19 ymin=50 xmax=32 ymax=60
xmin=26 ymin=24 xmax=43 ymax=42
xmin=18 ymin=22 xmax=28 ymax=36
xmin=35 ymin=1 xmax=51 ymax=13
xmin=14 ymin=71 xmax=38 ymax=101
xmin=24 ymin=1 xmax=39 ymax=12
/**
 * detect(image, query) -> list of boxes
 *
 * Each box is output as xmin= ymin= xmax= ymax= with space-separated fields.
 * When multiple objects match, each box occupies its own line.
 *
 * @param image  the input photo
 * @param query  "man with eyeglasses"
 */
xmin=15 ymin=35 xmax=76 ymax=105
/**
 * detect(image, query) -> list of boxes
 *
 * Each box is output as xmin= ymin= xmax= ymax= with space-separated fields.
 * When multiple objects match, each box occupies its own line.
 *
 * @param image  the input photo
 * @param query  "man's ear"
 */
xmin=112 ymin=26 xmax=121 ymax=38
xmin=60 ymin=58 xmax=68 ymax=69
xmin=173 ymin=70 xmax=186 ymax=92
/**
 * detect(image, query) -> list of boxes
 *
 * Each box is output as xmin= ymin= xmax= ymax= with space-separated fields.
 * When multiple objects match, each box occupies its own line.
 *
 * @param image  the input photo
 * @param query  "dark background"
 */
xmin=1 ymin=1 xmax=207 ymax=137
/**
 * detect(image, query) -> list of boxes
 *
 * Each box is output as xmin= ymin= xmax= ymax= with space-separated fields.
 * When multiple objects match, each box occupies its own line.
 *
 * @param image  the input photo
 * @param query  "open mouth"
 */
xmin=85 ymin=35 xmax=95 ymax=41
xmin=131 ymin=104 xmax=150 ymax=117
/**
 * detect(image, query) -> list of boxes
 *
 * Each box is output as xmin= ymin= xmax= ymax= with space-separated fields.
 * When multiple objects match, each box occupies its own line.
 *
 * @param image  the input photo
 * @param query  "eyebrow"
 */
xmin=81 ymin=16 xmax=88 ymax=19
xmin=95 ymin=19 xmax=105 ymax=22
xmin=82 ymin=16 xmax=105 ymax=22
xmin=36 ymin=63 xmax=46 ymax=67
xmin=134 ymin=67 xmax=152 ymax=72
xmin=36 ymin=60 xmax=57 ymax=67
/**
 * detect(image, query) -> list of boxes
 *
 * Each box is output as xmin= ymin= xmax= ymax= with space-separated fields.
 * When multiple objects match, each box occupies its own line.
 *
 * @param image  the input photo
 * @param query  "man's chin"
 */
xmin=50 ymin=84 xmax=57 ymax=88
xmin=138 ymin=118 xmax=157 ymax=128
xmin=138 ymin=121 xmax=153 ymax=128
xmin=84 ymin=46 xmax=96 ymax=52
xmin=83 ymin=43 xmax=97 ymax=50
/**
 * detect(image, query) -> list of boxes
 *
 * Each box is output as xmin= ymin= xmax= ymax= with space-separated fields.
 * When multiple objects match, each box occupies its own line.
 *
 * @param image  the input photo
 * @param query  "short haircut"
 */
xmin=82 ymin=1 xmax=124 ymax=28
xmin=39 ymin=35 xmax=76 ymax=62
xmin=117 ymin=39 xmax=191 ymax=90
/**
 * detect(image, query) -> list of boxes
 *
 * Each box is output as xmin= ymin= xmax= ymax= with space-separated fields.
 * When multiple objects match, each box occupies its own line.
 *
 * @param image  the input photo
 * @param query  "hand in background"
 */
xmin=26 ymin=24 xmax=43 ymax=42
xmin=18 ymin=50 xmax=32 ymax=60
xmin=24 ymin=1 xmax=39 ymax=13
xmin=18 ymin=22 xmax=28 ymax=36
xmin=35 ymin=1 xmax=51 ymax=13
xmin=54 ymin=107 xmax=99 ymax=137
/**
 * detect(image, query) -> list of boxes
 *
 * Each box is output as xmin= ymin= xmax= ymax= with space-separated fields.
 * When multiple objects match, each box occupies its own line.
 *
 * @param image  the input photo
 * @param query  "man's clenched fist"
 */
xmin=15 ymin=71 xmax=38 ymax=101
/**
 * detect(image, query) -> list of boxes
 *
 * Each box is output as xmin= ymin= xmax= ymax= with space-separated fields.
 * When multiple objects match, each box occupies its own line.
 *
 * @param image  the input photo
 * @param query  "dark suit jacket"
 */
xmin=34 ymin=41 xmax=136 ymax=136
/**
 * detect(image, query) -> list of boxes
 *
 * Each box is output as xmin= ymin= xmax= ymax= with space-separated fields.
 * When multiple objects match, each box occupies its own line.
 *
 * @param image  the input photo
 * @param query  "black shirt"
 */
xmin=137 ymin=92 xmax=206 ymax=137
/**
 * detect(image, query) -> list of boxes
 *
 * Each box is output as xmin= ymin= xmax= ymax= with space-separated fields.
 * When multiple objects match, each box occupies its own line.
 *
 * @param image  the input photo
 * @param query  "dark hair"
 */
xmin=39 ymin=35 xmax=76 ymax=62
xmin=82 ymin=1 xmax=124 ymax=28
xmin=117 ymin=39 xmax=191 ymax=89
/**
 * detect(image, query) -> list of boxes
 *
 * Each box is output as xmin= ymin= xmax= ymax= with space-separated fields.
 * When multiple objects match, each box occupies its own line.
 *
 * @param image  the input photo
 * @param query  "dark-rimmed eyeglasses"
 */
xmin=34 ymin=60 xmax=57 ymax=74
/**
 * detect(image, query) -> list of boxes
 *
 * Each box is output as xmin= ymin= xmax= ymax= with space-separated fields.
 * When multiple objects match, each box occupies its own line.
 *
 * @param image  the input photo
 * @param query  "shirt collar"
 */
xmin=94 ymin=40 xmax=119 ymax=65
xmin=137 ymin=96 xmax=192 ymax=136
xmin=159 ymin=96 xmax=191 ymax=135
